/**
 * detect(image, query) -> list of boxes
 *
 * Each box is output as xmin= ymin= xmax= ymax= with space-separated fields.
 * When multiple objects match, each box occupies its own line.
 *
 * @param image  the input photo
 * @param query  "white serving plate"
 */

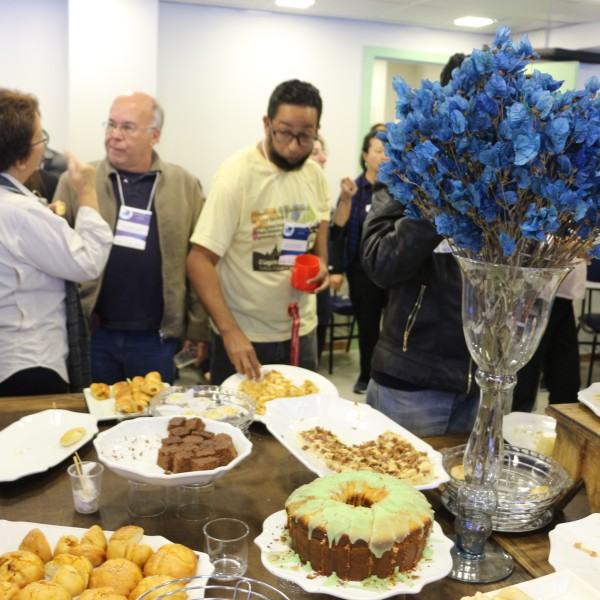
xmin=488 ymin=570 xmax=600 ymax=599
xmin=0 ymin=409 xmax=98 ymax=482
xmin=262 ymin=395 xmax=448 ymax=490
xmin=0 ymin=520 xmax=214 ymax=592
xmin=221 ymin=364 xmax=338 ymax=423
xmin=84 ymin=383 xmax=170 ymax=422
xmin=577 ymin=382 xmax=600 ymax=417
xmin=503 ymin=412 xmax=557 ymax=454
xmin=548 ymin=513 xmax=600 ymax=590
xmin=255 ymin=510 xmax=453 ymax=599
xmin=93 ymin=415 xmax=252 ymax=486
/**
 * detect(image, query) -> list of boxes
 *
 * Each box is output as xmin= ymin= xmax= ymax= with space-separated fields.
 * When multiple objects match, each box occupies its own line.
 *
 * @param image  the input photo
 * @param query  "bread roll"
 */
xmin=79 ymin=588 xmax=127 ymax=600
xmin=109 ymin=526 xmax=144 ymax=544
xmin=129 ymin=575 xmax=186 ymax=600
xmin=81 ymin=525 xmax=107 ymax=551
xmin=59 ymin=427 xmax=86 ymax=447
xmin=53 ymin=536 xmax=78 ymax=557
xmin=107 ymin=542 xmax=152 ymax=569
xmin=50 ymin=564 xmax=87 ymax=596
xmin=90 ymin=383 xmax=111 ymax=401
xmin=0 ymin=580 xmax=19 ymax=600
xmin=89 ymin=559 xmax=142 ymax=597
xmin=142 ymin=545 xmax=197 ymax=579
xmin=145 ymin=372 xmax=161 ymax=382
xmin=69 ymin=544 xmax=105 ymax=568
xmin=0 ymin=551 xmax=45 ymax=589
xmin=14 ymin=581 xmax=70 ymax=600
xmin=19 ymin=529 xmax=52 ymax=564
xmin=45 ymin=554 xmax=93 ymax=581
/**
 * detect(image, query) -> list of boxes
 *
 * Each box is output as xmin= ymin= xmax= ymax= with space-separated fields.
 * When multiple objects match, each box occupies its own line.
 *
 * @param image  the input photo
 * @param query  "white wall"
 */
xmin=2 ymin=1 xmax=600 ymax=201
xmin=156 ymin=4 xmax=484 ymax=198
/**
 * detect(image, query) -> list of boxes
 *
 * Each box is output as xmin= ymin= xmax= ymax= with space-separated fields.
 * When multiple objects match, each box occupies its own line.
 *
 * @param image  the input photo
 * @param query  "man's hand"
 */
xmin=329 ymin=273 xmax=345 ymax=292
xmin=222 ymin=327 xmax=262 ymax=381
xmin=181 ymin=339 xmax=208 ymax=367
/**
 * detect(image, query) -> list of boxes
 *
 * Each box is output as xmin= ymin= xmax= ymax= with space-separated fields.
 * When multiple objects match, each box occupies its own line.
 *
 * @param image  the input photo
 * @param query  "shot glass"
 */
xmin=291 ymin=254 xmax=320 ymax=291
xmin=174 ymin=346 xmax=198 ymax=369
xmin=127 ymin=481 xmax=167 ymax=517
xmin=176 ymin=482 xmax=215 ymax=522
xmin=203 ymin=517 xmax=249 ymax=579
xmin=67 ymin=461 xmax=104 ymax=514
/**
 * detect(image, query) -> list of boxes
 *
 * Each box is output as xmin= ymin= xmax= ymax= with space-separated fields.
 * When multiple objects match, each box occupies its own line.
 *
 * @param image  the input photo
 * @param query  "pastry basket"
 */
xmin=139 ymin=576 xmax=292 ymax=600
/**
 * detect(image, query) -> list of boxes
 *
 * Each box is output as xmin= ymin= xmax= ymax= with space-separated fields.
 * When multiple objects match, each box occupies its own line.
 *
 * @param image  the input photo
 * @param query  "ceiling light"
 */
xmin=454 ymin=16 xmax=495 ymax=28
xmin=275 ymin=0 xmax=315 ymax=8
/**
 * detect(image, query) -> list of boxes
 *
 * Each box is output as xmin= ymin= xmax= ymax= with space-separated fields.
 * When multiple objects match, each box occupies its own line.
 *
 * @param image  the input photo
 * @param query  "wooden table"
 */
xmin=546 ymin=402 xmax=600 ymax=513
xmin=0 ymin=395 xmax=590 ymax=599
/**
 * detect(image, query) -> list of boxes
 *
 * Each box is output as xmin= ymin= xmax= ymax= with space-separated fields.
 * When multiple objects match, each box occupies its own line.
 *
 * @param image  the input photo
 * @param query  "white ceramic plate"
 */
xmin=0 ymin=520 xmax=214 ymax=591
xmin=262 ymin=395 xmax=448 ymax=490
xmin=489 ymin=570 xmax=600 ymax=599
xmin=221 ymin=364 xmax=338 ymax=423
xmin=503 ymin=412 xmax=557 ymax=454
xmin=84 ymin=384 xmax=170 ymax=422
xmin=93 ymin=415 xmax=252 ymax=486
xmin=255 ymin=510 xmax=453 ymax=599
xmin=548 ymin=513 xmax=600 ymax=590
xmin=0 ymin=409 xmax=98 ymax=482
xmin=577 ymin=382 xmax=600 ymax=417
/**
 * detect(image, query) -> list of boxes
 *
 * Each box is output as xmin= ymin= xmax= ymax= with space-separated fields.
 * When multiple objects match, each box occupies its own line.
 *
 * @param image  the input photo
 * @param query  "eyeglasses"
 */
xmin=103 ymin=120 xmax=156 ymax=136
xmin=31 ymin=130 xmax=50 ymax=147
xmin=269 ymin=121 xmax=315 ymax=148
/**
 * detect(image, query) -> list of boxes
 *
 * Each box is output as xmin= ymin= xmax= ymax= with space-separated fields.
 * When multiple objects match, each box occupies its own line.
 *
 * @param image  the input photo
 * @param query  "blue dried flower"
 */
xmin=381 ymin=27 xmax=600 ymax=266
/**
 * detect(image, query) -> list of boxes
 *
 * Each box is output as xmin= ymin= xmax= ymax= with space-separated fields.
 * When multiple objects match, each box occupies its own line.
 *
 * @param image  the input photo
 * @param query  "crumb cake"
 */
xmin=285 ymin=470 xmax=433 ymax=581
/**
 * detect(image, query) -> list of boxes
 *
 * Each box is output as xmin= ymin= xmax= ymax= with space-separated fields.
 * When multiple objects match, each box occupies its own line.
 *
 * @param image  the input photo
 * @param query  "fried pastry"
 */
xmin=90 ymin=383 xmax=111 ymax=401
xmin=18 ymin=529 xmax=52 ymax=564
xmin=129 ymin=575 xmax=186 ymax=600
xmin=0 ymin=551 xmax=45 ymax=589
xmin=89 ymin=559 xmax=143 ymax=598
xmin=142 ymin=544 xmax=197 ymax=579
xmin=15 ymin=580 xmax=70 ymax=600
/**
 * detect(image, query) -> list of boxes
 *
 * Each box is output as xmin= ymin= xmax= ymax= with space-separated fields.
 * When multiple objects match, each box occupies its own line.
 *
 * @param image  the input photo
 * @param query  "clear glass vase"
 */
xmin=450 ymin=256 xmax=570 ymax=583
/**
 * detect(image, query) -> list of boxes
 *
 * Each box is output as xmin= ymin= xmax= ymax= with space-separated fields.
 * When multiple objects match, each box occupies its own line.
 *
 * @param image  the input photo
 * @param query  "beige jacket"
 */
xmin=55 ymin=153 xmax=209 ymax=341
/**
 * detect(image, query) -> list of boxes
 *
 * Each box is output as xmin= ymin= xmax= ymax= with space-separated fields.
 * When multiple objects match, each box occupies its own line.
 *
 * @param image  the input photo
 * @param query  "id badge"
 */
xmin=113 ymin=206 xmax=152 ymax=250
xmin=279 ymin=221 xmax=309 ymax=266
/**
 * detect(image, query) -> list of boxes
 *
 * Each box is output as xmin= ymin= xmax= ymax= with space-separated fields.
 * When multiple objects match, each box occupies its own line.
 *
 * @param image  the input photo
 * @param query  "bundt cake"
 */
xmin=285 ymin=470 xmax=433 ymax=581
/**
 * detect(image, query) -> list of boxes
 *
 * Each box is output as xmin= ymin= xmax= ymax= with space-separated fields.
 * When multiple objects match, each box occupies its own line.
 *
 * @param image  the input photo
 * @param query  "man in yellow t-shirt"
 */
xmin=187 ymin=80 xmax=330 ymax=384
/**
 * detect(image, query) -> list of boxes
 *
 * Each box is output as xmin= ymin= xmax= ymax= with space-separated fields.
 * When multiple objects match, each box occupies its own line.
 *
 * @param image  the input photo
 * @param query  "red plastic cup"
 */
xmin=291 ymin=254 xmax=320 ymax=291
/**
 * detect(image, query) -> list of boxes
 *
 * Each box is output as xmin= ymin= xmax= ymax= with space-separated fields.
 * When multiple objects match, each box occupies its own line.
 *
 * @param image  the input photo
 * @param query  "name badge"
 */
xmin=279 ymin=221 xmax=310 ymax=266
xmin=113 ymin=205 xmax=152 ymax=250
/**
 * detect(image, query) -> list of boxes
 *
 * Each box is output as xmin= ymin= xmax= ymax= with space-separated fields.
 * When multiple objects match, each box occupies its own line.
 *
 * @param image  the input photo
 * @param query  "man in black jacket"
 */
xmin=360 ymin=184 xmax=479 ymax=436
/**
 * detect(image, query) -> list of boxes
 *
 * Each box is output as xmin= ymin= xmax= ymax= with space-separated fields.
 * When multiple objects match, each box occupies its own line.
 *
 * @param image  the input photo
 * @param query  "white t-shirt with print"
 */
xmin=190 ymin=145 xmax=330 ymax=343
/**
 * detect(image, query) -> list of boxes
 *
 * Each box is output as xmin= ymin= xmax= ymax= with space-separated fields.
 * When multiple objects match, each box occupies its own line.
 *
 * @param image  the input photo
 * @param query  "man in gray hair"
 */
xmin=55 ymin=92 xmax=208 ymax=384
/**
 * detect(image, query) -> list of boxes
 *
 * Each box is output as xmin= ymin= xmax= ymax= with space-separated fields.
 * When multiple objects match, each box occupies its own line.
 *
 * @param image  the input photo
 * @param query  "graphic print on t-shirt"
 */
xmin=251 ymin=203 xmax=318 ymax=271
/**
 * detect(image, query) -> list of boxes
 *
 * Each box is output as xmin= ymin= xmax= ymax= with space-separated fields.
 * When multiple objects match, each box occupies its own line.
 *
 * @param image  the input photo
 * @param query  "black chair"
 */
xmin=578 ymin=259 xmax=600 ymax=386
xmin=327 ymin=293 xmax=358 ymax=374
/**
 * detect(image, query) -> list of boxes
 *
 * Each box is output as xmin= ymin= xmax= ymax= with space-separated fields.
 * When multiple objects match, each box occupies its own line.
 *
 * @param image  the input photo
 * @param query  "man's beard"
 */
xmin=267 ymin=137 xmax=310 ymax=172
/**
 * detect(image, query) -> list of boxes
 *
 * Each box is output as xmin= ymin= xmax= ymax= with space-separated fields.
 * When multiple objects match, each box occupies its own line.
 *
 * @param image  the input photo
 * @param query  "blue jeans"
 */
xmin=210 ymin=330 xmax=318 ymax=385
xmin=91 ymin=327 xmax=178 ymax=384
xmin=367 ymin=379 xmax=480 ymax=437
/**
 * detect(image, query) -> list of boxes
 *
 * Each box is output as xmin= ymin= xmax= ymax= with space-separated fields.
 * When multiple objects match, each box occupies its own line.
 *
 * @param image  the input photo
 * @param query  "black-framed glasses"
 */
xmin=31 ymin=130 xmax=50 ymax=147
xmin=103 ymin=120 xmax=156 ymax=136
xmin=269 ymin=121 xmax=315 ymax=148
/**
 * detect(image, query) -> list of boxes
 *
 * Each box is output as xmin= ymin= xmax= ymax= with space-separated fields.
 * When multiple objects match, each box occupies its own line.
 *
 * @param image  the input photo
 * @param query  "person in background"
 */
xmin=187 ymin=79 xmax=330 ymax=384
xmin=361 ymin=184 xmax=479 ymax=436
xmin=24 ymin=138 xmax=68 ymax=200
xmin=55 ymin=91 xmax=208 ymax=385
xmin=512 ymin=261 xmax=587 ymax=411
xmin=0 ymin=88 xmax=113 ymax=396
xmin=330 ymin=130 xmax=389 ymax=394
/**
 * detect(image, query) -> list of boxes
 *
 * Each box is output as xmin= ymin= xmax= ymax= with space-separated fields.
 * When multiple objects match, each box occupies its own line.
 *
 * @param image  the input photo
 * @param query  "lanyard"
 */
xmin=115 ymin=172 xmax=160 ymax=211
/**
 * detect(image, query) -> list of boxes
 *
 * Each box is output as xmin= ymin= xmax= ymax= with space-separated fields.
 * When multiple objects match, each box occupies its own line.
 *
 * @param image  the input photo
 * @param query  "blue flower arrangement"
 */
xmin=379 ymin=27 xmax=600 ymax=267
